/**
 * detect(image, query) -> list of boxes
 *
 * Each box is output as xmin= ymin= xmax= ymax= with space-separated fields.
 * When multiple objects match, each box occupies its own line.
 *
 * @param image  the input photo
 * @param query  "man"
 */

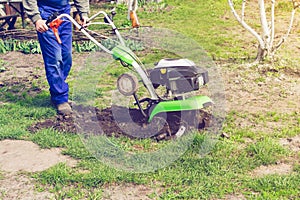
xmin=22 ymin=0 xmax=89 ymax=115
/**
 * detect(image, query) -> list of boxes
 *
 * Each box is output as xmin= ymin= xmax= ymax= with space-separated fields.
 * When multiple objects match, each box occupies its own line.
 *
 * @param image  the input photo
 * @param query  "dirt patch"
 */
xmin=0 ymin=52 xmax=45 ymax=97
xmin=221 ymin=194 xmax=247 ymax=200
xmin=219 ymin=62 xmax=300 ymax=136
xmin=0 ymin=51 xmax=87 ymax=98
xmin=251 ymin=163 xmax=293 ymax=177
xmin=0 ymin=140 xmax=77 ymax=172
xmin=0 ymin=140 xmax=77 ymax=200
xmin=279 ymin=135 xmax=300 ymax=152
xmin=0 ymin=52 xmax=44 ymax=83
xmin=102 ymin=183 xmax=163 ymax=200
xmin=221 ymin=63 xmax=300 ymax=115
xmin=0 ymin=173 xmax=54 ymax=200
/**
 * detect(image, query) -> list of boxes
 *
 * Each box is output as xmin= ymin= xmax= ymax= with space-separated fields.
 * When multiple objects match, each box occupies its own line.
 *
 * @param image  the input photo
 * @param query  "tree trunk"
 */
xmin=256 ymin=45 xmax=267 ymax=62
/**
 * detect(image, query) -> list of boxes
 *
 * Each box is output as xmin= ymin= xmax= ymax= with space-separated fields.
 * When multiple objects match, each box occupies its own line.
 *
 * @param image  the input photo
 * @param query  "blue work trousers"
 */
xmin=37 ymin=4 xmax=72 ymax=105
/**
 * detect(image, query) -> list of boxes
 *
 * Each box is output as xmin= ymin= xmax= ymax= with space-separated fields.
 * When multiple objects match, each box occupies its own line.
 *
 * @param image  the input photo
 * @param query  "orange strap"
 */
xmin=49 ymin=18 xmax=63 ymax=44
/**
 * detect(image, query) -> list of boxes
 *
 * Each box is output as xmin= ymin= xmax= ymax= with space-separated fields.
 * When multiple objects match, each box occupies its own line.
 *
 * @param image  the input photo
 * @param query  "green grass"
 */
xmin=0 ymin=0 xmax=299 ymax=199
xmin=245 ymin=174 xmax=300 ymax=199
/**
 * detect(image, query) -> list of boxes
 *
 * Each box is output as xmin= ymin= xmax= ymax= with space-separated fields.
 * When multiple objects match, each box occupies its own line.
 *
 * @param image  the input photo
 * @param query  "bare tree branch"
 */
xmin=270 ymin=0 xmax=275 ymax=49
xmin=228 ymin=0 xmax=265 ymax=49
xmin=274 ymin=8 xmax=297 ymax=51
xmin=258 ymin=0 xmax=270 ymax=44
xmin=241 ymin=0 xmax=246 ymax=22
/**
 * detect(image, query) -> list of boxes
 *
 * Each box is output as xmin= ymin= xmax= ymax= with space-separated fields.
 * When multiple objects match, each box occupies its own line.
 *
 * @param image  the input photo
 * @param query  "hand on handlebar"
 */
xmin=79 ymin=15 xmax=89 ymax=27
xmin=35 ymin=19 xmax=48 ymax=33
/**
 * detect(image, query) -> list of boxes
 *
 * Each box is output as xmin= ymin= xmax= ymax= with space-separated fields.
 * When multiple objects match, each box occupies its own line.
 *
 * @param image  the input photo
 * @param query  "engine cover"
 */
xmin=149 ymin=59 xmax=209 ymax=94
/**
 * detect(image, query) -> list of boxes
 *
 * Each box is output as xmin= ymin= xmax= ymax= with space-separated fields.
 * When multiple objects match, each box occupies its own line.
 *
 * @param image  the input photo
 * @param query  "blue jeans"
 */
xmin=37 ymin=4 xmax=72 ymax=105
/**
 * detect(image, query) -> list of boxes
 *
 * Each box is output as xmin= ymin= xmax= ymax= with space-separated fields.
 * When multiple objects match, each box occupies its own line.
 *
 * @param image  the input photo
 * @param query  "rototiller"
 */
xmin=47 ymin=9 xmax=213 ymax=138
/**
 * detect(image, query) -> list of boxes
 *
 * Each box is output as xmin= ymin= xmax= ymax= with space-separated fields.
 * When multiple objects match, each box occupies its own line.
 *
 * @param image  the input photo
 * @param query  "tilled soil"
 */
xmin=28 ymin=104 xmax=212 ymax=140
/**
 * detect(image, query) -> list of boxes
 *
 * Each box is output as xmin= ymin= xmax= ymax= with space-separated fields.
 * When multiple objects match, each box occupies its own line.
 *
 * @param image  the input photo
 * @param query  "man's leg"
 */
xmin=59 ymin=20 xmax=72 ymax=81
xmin=38 ymin=30 xmax=69 ymax=106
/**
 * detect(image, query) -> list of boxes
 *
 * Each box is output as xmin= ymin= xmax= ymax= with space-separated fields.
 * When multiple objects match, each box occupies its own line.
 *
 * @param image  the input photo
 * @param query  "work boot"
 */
xmin=68 ymin=100 xmax=76 ymax=106
xmin=57 ymin=102 xmax=73 ymax=115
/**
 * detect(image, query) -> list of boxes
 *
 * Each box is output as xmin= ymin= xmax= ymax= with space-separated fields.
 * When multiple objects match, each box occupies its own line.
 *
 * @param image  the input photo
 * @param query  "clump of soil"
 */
xmin=28 ymin=104 xmax=212 ymax=140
